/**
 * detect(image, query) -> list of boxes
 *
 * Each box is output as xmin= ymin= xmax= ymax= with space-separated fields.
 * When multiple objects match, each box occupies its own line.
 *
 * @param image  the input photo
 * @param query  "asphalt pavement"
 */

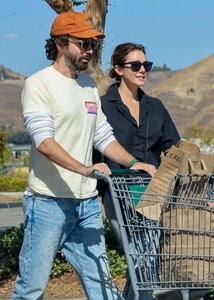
xmin=0 ymin=193 xmax=24 ymax=232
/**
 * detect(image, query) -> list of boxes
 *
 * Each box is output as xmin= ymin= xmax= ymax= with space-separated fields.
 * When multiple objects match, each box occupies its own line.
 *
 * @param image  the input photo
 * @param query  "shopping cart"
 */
xmin=94 ymin=169 xmax=214 ymax=300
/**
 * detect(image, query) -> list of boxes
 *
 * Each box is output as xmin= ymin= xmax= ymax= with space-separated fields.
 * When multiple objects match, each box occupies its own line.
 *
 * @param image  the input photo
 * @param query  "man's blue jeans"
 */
xmin=12 ymin=193 xmax=123 ymax=300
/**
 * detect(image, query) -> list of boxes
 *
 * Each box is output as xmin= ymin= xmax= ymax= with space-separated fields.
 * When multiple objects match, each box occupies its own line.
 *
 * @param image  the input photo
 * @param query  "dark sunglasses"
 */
xmin=121 ymin=60 xmax=153 ymax=72
xmin=68 ymin=38 xmax=97 ymax=51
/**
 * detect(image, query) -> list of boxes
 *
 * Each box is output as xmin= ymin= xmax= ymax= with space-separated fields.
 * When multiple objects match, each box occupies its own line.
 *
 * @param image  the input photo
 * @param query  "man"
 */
xmin=12 ymin=11 xmax=156 ymax=300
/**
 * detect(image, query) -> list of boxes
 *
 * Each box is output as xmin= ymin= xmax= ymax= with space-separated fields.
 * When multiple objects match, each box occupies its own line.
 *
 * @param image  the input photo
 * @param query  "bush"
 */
xmin=107 ymin=249 xmax=127 ymax=278
xmin=0 ymin=224 xmax=24 ymax=279
xmin=103 ymin=218 xmax=127 ymax=278
xmin=0 ymin=224 xmax=73 ymax=280
xmin=0 ymin=176 xmax=27 ymax=192
xmin=51 ymin=251 xmax=72 ymax=278
xmin=0 ymin=218 xmax=127 ymax=280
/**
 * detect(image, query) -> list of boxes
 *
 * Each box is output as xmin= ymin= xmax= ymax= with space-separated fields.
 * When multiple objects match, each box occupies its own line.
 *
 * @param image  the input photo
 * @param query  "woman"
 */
xmin=94 ymin=42 xmax=180 ymax=299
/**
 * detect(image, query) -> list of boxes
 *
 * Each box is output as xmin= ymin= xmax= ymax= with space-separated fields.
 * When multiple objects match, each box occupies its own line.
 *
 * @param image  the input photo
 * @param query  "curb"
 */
xmin=0 ymin=201 xmax=23 ymax=209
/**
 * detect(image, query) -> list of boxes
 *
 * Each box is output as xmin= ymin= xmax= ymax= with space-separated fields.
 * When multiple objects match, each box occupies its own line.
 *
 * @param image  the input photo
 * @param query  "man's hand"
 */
xmin=131 ymin=162 xmax=157 ymax=177
xmin=85 ymin=163 xmax=112 ymax=178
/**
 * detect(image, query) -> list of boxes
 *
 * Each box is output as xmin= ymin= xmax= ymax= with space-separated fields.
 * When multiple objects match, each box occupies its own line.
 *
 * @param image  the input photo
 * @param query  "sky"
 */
xmin=0 ymin=0 xmax=214 ymax=76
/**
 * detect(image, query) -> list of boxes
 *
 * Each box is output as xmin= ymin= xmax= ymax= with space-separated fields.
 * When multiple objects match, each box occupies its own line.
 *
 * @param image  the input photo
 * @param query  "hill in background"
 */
xmin=0 ymin=54 xmax=214 ymax=138
xmin=147 ymin=54 xmax=214 ymax=136
xmin=0 ymin=64 xmax=25 ymax=81
xmin=0 ymin=79 xmax=24 ymax=132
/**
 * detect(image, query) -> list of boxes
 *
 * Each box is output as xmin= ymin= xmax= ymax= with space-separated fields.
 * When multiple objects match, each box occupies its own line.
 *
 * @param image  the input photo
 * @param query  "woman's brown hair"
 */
xmin=108 ymin=43 xmax=146 ymax=81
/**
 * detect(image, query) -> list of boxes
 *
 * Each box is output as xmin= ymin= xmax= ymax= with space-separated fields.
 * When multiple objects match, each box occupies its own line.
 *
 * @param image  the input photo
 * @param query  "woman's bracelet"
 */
xmin=129 ymin=157 xmax=139 ymax=167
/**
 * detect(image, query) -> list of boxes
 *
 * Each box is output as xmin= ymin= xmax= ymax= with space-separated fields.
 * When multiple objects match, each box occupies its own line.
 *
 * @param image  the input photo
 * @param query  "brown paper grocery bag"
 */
xmin=176 ymin=140 xmax=209 ymax=174
xmin=161 ymin=206 xmax=214 ymax=283
xmin=136 ymin=140 xmax=214 ymax=220
xmin=136 ymin=145 xmax=183 ymax=220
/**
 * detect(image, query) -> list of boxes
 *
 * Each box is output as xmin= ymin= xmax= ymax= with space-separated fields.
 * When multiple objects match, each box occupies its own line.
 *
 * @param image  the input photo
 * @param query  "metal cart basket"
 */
xmin=95 ymin=170 xmax=214 ymax=300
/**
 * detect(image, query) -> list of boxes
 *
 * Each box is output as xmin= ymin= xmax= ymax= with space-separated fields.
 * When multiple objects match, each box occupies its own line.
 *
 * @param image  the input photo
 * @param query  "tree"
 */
xmin=0 ymin=130 xmax=6 ymax=167
xmin=186 ymin=123 xmax=214 ymax=147
xmin=44 ymin=0 xmax=109 ymax=95
xmin=186 ymin=124 xmax=204 ymax=140
xmin=151 ymin=64 xmax=171 ymax=72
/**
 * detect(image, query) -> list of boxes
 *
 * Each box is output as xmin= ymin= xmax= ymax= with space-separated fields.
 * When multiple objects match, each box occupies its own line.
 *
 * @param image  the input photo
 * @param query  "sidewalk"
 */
xmin=0 ymin=192 xmax=23 ymax=232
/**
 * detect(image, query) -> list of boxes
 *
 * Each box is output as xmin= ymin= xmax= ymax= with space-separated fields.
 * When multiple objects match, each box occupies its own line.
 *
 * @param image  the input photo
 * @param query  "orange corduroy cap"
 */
xmin=50 ymin=11 xmax=105 ymax=39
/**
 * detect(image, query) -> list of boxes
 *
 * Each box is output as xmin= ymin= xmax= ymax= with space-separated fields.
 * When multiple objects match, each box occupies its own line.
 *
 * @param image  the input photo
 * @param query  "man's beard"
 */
xmin=64 ymin=50 xmax=91 ymax=72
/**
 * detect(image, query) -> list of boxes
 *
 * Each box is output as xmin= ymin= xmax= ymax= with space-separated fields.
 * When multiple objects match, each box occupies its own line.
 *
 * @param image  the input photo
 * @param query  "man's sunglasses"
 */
xmin=121 ymin=60 xmax=153 ymax=72
xmin=68 ymin=38 xmax=97 ymax=51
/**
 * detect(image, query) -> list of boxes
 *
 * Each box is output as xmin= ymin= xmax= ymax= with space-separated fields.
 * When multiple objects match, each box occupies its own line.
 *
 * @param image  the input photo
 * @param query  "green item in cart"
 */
xmin=129 ymin=184 xmax=147 ymax=206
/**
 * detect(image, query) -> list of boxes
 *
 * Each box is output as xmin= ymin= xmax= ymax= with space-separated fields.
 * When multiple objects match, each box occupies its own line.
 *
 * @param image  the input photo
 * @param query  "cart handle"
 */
xmin=111 ymin=169 xmax=149 ymax=176
xmin=93 ymin=169 xmax=149 ymax=179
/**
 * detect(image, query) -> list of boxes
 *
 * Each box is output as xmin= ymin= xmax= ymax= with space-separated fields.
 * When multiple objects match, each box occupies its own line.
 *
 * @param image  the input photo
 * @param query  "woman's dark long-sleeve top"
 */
xmin=93 ymin=82 xmax=180 ymax=194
